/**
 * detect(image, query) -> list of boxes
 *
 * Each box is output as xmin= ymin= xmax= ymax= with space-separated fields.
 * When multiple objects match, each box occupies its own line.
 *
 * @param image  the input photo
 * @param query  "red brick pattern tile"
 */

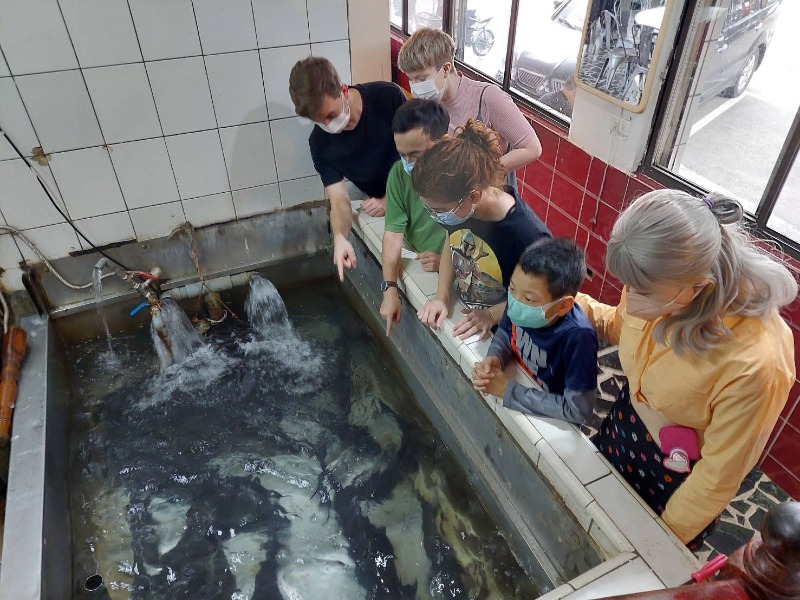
xmin=779 ymin=294 xmax=800 ymax=325
xmin=533 ymin=125 xmax=560 ymax=167
xmin=762 ymin=418 xmax=786 ymax=462
xmin=761 ymin=456 xmax=800 ymax=499
xmin=580 ymin=271 xmax=603 ymax=299
xmin=590 ymin=200 xmax=619 ymax=241
xmin=599 ymin=280 xmax=622 ymax=306
xmin=546 ymin=206 xmax=579 ymax=240
xmin=574 ymin=225 xmax=590 ymax=251
xmin=600 ymin=166 xmax=629 ymax=210
xmin=586 ymin=158 xmax=606 ymax=198
xmin=556 ymin=143 xmax=591 ymax=187
xmin=585 ymin=234 xmax=608 ymax=278
xmin=624 ymin=177 xmax=653 ymax=207
xmin=788 ymin=391 xmax=800 ymax=430
xmin=782 ymin=380 xmax=800 ymax=420
xmin=551 ymin=172 xmax=584 ymax=221
xmin=579 ymin=193 xmax=598 ymax=230
xmin=525 ymin=160 xmax=554 ymax=198
xmin=520 ymin=184 xmax=549 ymax=221
xmin=760 ymin=456 xmax=800 ymax=499
xmin=768 ymin=421 xmax=800 ymax=471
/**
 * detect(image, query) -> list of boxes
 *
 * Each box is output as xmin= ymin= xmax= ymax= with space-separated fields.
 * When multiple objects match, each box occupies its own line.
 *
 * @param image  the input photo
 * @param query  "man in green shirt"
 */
xmin=380 ymin=99 xmax=448 ymax=335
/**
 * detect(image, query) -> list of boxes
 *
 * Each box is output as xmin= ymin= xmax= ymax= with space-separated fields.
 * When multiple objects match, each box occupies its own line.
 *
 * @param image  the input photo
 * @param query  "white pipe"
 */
xmin=0 ymin=289 xmax=8 ymax=335
xmin=0 ymin=225 xmax=112 ymax=290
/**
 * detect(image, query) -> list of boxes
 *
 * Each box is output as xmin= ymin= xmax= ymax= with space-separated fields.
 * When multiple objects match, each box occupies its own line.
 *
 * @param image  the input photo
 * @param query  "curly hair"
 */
xmin=411 ymin=119 xmax=504 ymax=203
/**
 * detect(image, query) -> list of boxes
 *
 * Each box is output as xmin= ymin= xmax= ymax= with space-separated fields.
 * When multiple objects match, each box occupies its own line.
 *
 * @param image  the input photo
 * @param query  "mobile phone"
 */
xmin=659 ymin=425 xmax=700 ymax=460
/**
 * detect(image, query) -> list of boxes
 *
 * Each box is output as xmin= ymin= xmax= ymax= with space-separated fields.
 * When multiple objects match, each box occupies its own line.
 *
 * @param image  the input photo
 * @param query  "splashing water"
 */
xmin=92 ymin=267 xmax=116 ymax=357
xmin=240 ymin=274 xmax=323 ymax=393
xmin=246 ymin=274 xmax=291 ymax=337
xmin=151 ymin=297 xmax=203 ymax=369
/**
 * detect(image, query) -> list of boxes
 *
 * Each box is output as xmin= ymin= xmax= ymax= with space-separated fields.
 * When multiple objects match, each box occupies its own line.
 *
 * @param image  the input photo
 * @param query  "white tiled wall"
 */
xmin=0 ymin=0 xmax=353 ymax=291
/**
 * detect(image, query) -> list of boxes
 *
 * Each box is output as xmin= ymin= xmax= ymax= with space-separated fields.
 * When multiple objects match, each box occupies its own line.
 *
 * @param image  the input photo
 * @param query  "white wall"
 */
xmin=0 ymin=0 xmax=386 ymax=292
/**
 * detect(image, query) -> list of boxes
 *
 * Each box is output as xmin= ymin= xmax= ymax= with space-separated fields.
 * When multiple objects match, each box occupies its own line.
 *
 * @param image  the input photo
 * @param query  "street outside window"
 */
xmin=391 ymin=0 xmax=403 ymax=29
xmin=652 ymin=0 xmax=800 ymax=239
xmin=509 ymin=0 xmax=588 ymax=120
xmin=410 ymin=0 xmax=445 ymax=33
xmin=451 ymin=0 xmax=511 ymax=82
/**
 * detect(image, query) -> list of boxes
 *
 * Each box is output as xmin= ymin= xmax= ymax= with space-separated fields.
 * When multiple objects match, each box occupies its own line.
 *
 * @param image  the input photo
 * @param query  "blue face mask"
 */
xmin=431 ymin=204 xmax=475 ymax=227
xmin=401 ymin=156 xmax=415 ymax=175
xmin=507 ymin=292 xmax=563 ymax=329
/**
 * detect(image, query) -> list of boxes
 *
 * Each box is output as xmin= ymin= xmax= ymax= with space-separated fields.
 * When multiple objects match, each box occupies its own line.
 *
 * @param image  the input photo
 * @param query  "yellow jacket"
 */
xmin=577 ymin=290 xmax=795 ymax=543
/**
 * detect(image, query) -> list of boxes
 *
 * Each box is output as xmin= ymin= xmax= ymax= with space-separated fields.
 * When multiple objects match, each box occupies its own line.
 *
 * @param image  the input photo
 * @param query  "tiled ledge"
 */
xmin=351 ymin=204 xmax=701 ymax=597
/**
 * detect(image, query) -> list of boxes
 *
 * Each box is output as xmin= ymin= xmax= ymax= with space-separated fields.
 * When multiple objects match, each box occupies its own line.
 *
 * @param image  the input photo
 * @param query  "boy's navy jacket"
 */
xmin=488 ymin=303 xmax=598 ymax=424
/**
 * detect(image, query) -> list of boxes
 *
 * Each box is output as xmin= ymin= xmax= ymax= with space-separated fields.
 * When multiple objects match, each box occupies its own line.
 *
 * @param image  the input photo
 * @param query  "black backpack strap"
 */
xmin=475 ymin=84 xmax=490 ymax=123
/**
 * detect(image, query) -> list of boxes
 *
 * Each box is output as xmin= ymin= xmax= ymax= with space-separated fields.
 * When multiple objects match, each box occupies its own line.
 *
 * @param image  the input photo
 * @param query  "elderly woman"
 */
xmin=578 ymin=190 xmax=797 ymax=548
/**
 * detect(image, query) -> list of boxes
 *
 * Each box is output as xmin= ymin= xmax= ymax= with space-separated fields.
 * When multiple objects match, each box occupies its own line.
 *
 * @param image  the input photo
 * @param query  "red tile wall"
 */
xmin=388 ymin=33 xmax=800 ymax=498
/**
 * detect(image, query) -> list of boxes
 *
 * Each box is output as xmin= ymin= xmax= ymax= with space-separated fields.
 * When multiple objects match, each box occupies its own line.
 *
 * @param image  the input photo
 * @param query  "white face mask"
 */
xmin=410 ymin=67 xmax=446 ymax=101
xmin=316 ymin=95 xmax=350 ymax=134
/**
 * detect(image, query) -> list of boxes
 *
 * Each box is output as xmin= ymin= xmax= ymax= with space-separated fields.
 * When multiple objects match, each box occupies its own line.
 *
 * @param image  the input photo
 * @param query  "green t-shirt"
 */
xmin=384 ymin=161 xmax=446 ymax=254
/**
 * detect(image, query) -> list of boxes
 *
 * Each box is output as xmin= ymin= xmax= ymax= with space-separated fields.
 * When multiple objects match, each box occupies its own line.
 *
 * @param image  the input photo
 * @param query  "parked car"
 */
xmin=698 ymin=0 xmax=781 ymax=99
xmin=500 ymin=0 xmax=586 ymax=98
xmin=505 ymin=0 xmax=781 ymax=105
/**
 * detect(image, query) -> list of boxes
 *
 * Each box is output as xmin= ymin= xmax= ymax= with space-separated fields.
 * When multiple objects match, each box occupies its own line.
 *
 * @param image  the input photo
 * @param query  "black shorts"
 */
xmin=594 ymin=384 xmax=718 ymax=550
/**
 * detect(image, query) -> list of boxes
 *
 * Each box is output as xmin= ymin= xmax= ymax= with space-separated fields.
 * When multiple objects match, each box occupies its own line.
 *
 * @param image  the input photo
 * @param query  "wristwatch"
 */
xmin=380 ymin=280 xmax=398 ymax=292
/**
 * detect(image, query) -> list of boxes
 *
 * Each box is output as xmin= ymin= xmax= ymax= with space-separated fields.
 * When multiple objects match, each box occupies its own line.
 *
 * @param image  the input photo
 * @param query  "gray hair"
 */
xmin=606 ymin=189 xmax=798 ymax=355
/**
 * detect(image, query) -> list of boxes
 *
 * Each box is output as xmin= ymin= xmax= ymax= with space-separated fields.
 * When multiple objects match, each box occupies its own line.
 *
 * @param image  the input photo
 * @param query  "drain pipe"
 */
xmin=84 ymin=574 xmax=112 ymax=599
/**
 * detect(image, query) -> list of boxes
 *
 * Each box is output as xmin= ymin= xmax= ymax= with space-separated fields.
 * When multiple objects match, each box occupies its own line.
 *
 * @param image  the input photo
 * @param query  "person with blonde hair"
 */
xmin=413 ymin=119 xmax=549 ymax=339
xmin=398 ymin=28 xmax=541 ymax=188
xmin=578 ymin=190 xmax=797 ymax=548
xmin=288 ymin=57 xmax=406 ymax=280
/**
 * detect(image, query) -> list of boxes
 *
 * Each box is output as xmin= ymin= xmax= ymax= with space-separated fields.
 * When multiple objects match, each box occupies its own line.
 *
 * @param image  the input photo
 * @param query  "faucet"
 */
xmin=93 ymin=258 xmax=163 ymax=305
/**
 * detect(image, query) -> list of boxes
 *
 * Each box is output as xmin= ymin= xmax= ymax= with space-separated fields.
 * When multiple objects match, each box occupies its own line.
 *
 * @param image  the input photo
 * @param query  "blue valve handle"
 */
xmin=130 ymin=302 xmax=149 ymax=317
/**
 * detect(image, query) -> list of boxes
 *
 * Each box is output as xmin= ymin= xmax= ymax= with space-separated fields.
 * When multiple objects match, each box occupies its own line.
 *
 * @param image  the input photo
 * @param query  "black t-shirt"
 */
xmin=309 ymin=81 xmax=406 ymax=198
xmin=444 ymin=186 xmax=550 ymax=308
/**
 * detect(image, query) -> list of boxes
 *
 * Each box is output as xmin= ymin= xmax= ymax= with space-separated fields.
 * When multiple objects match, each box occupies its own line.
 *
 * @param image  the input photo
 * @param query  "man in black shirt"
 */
xmin=289 ymin=57 xmax=407 ymax=280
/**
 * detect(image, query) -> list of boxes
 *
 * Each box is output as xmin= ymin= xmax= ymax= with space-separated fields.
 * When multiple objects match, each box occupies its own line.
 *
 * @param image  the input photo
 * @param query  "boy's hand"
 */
xmin=472 ymin=356 xmax=508 ymax=397
xmin=333 ymin=235 xmax=357 ymax=281
xmin=418 ymin=298 xmax=448 ymax=329
xmin=416 ymin=252 xmax=440 ymax=272
xmin=360 ymin=196 xmax=386 ymax=217
xmin=380 ymin=288 xmax=401 ymax=336
xmin=453 ymin=307 xmax=494 ymax=340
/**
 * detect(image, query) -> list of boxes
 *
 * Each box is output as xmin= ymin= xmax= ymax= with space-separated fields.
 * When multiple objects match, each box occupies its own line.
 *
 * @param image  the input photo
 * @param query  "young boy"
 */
xmin=380 ymin=99 xmax=449 ymax=336
xmin=288 ymin=57 xmax=406 ymax=281
xmin=397 ymin=27 xmax=541 ymax=187
xmin=472 ymin=238 xmax=598 ymax=425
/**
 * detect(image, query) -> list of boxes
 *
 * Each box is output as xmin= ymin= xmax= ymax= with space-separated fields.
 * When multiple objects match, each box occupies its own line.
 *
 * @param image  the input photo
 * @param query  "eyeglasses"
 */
xmin=420 ymin=196 xmax=466 ymax=218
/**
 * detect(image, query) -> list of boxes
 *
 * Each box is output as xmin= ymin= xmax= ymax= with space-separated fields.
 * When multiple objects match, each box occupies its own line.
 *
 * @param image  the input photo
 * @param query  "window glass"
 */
xmin=508 ymin=0 xmax=588 ymax=120
xmin=391 ymin=0 xmax=403 ymax=29
xmin=654 ymin=0 xmax=800 ymax=217
xmin=410 ymin=0 xmax=445 ymax=33
xmin=452 ymin=0 xmax=512 ymax=81
xmin=767 ymin=153 xmax=800 ymax=241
